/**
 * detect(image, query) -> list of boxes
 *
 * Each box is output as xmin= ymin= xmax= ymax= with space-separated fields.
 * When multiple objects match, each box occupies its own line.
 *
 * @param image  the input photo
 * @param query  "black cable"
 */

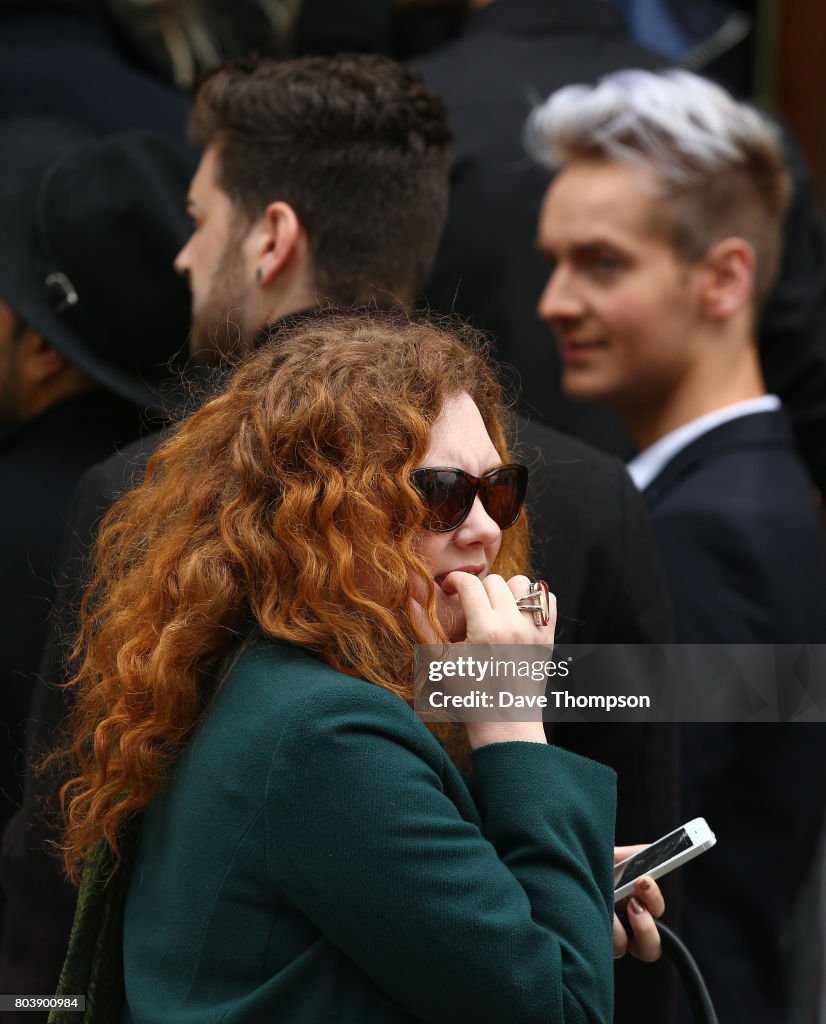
xmin=618 ymin=914 xmax=719 ymax=1024
xmin=656 ymin=920 xmax=719 ymax=1024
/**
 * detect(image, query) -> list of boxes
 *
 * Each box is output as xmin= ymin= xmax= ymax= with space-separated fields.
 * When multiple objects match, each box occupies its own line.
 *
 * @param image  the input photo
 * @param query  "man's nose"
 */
xmin=174 ymin=238 xmax=192 ymax=278
xmin=537 ymin=266 xmax=583 ymax=324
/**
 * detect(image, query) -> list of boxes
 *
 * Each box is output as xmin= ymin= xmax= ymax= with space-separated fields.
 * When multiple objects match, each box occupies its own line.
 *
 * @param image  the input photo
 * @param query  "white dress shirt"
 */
xmin=627 ymin=395 xmax=782 ymax=492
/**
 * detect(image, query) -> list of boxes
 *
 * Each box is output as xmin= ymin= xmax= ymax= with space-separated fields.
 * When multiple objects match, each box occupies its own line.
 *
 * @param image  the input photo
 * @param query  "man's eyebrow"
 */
xmin=563 ymin=238 xmax=627 ymax=256
xmin=573 ymin=240 xmax=616 ymax=253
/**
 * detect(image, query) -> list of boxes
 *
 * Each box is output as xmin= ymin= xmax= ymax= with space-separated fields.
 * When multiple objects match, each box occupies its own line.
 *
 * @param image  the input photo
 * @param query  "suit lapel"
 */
xmin=642 ymin=410 xmax=794 ymax=510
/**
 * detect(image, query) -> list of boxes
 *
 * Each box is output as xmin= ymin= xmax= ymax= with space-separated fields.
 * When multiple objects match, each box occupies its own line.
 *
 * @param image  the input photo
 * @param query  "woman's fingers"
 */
xmin=504 ymin=574 xmax=532 ymax=605
xmin=613 ymin=875 xmax=664 ymax=962
xmin=443 ymin=571 xmax=555 ymax=644
xmin=622 ymin=894 xmax=662 ymax=962
xmin=441 ymin=571 xmax=494 ymax=620
xmin=614 ymin=844 xmax=648 ymax=864
xmin=633 ymin=876 xmax=665 ymax=919
xmin=613 ymin=845 xmax=665 ymax=962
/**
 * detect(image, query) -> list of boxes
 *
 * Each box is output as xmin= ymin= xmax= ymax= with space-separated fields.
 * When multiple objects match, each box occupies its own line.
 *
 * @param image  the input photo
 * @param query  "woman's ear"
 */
xmin=700 ymin=237 xmax=755 ymax=321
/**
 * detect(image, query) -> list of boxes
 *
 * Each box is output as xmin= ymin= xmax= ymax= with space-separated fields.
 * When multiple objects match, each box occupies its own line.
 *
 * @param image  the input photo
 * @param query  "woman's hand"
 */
xmin=612 ymin=845 xmax=665 ymax=962
xmin=441 ymin=572 xmax=555 ymax=647
xmin=442 ymin=573 xmax=555 ymax=749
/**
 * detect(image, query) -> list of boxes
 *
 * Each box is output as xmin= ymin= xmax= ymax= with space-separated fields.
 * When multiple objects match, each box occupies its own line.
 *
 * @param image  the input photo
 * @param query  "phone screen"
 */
xmin=614 ymin=827 xmax=693 ymax=888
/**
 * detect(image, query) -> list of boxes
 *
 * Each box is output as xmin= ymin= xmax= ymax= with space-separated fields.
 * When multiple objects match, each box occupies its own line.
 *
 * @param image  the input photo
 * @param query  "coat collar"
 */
xmin=642 ymin=409 xmax=795 ymax=509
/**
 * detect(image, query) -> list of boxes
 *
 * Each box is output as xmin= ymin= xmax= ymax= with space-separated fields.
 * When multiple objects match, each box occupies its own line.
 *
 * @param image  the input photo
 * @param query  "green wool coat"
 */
xmin=53 ymin=639 xmax=616 ymax=1023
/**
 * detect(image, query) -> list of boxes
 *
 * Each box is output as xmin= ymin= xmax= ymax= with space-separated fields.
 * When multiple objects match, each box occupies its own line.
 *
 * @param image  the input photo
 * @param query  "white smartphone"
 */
xmin=614 ymin=817 xmax=716 ymax=902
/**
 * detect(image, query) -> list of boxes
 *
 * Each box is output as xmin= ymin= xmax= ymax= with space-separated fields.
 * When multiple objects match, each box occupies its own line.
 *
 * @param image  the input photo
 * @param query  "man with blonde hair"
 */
xmin=531 ymin=67 xmax=826 ymax=1024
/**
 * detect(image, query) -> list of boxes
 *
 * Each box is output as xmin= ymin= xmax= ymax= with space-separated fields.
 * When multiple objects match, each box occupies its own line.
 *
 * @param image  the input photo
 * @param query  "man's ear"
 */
xmin=700 ymin=237 xmax=755 ymax=320
xmin=255 ymin=201 xmax=305 ymax=286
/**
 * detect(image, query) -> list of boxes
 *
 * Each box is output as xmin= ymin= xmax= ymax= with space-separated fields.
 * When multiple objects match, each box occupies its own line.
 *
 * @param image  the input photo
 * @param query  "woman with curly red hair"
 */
xmin=53 ymin=314 xmax=662 ymax=1024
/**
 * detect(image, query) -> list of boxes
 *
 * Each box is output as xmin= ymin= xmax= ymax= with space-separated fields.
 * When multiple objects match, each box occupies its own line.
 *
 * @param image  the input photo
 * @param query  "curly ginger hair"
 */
xmin=61 ymin=314 xmax=530 ymax=878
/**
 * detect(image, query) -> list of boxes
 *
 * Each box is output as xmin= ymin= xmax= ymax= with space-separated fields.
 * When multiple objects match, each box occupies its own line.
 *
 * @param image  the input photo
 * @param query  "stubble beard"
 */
xmin=189 ymin=236 xmax=253 ymax=367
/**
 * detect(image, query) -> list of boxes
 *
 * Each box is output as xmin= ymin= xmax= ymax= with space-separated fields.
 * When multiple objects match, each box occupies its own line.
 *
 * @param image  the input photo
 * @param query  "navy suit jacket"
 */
xmin=643 ymin=409 xmax=826 ymax=1024
xmin=644 ymin=410 xmax=826 ymax=643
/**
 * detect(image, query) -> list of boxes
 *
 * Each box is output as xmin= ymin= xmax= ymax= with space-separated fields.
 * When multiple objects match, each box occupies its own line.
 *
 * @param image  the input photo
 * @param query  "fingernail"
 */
xmin=637 ymin=879 xmax=651 ymax=893
xmin=629 ymin=896 xmax=645 ymax=915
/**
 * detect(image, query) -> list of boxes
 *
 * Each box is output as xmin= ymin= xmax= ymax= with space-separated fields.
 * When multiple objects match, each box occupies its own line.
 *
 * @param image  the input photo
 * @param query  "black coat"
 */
xmin=414 ymin=0 xmax=826 ymax=489
xmin=644 ymin=409 xmax=826 ymax=1024
xmin=0 ymin=415 xmax=680 ymax=1014
xmin=0 ymin=391 xmax=142 ymax=970
xmin=0 ymin=1 xmax=188 ymax=140
xmin=0 ymin=394 xmax=141 ymax=819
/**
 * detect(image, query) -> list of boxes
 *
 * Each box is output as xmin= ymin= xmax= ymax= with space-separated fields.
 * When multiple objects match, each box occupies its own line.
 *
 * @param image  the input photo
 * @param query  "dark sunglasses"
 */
xmin=410 ymin=463 xmax=529 ymax=533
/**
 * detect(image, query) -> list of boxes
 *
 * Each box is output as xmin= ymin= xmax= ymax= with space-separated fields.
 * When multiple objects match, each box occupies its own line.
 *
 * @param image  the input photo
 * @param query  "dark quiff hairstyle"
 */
xmin=189 ymin=55 xmax=452 ymax=305
xmin=61 ymin=313 xmax=529 ymax=877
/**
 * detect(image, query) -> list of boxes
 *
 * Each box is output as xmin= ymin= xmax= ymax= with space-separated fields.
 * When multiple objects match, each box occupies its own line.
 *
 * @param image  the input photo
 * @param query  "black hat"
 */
xmin=0 ymin=119 xmax=197 ymax=414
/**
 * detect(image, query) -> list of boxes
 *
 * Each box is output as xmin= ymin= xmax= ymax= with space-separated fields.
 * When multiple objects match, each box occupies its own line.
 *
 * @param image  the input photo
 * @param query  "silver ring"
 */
xmin=515 ymin=580 xmax=551 ymax=627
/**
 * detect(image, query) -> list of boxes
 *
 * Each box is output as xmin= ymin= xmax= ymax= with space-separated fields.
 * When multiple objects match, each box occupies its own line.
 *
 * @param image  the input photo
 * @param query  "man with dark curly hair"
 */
xmin=177 ymin=56 xmax=453 ymax=363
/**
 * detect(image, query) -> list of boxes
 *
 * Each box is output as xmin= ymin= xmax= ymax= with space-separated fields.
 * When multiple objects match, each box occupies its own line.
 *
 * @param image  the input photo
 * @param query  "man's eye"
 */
xmin=596 ymin=252 xmax=620 ymax=268
xmin=589 ymin=253 xmax=623 ymax=277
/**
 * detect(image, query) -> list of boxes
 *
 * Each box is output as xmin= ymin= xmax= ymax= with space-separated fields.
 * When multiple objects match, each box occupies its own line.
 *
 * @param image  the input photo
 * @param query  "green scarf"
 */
xmin=49 ymin=822 xmax=140 ymax=1024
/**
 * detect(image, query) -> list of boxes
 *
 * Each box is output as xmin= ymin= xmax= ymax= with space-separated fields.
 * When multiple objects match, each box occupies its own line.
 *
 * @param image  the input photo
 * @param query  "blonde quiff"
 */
xmin=526 ymin=68 xmax=791 ymax=307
